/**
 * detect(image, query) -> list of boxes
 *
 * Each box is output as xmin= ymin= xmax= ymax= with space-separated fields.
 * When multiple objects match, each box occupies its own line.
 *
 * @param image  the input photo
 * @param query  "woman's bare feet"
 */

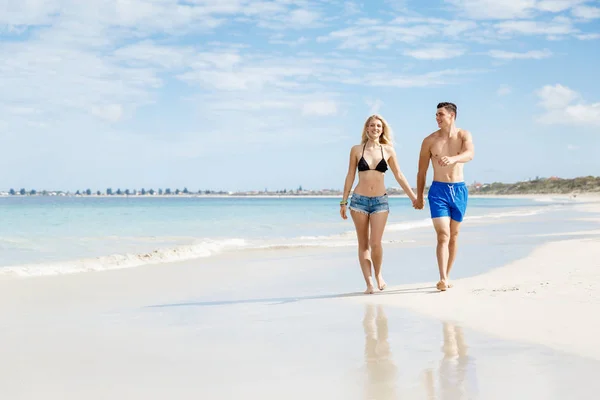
xmin=376 ymin=275 xmax=387 ymax=291
xmin=436 ymin=280 xmax=448 ymax=291
xmin=364 ymin=276 xmax=376 ymax=294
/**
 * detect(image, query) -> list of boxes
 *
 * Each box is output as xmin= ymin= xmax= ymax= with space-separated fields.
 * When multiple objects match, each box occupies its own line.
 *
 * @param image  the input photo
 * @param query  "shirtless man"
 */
xmin=414 ymin=102 xmax=475 ymax=291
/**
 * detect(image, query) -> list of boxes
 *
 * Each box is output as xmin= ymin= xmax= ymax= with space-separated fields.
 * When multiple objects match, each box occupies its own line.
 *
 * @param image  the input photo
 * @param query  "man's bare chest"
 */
xmin=430 ymin=137 xmax=463 ymax=158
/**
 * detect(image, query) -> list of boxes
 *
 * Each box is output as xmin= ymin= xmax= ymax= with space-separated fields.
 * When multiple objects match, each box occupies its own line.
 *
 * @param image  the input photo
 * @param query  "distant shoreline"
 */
xmin=1 ymin=193 xmax=597 ymax=200
xmin=2 ymin=176 xmax=598 ymax=199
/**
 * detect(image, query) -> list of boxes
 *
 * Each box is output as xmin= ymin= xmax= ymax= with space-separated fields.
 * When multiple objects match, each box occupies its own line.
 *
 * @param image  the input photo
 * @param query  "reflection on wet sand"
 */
xmin=363 ymin=304 xmax=398 ymax=400
xmin=425 ymin=322 xmax=478 ymax=400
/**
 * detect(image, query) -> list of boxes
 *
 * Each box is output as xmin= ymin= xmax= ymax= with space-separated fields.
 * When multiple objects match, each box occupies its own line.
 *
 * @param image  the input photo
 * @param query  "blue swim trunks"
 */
xmin=427 ymin=181 xmax=468 ymax=222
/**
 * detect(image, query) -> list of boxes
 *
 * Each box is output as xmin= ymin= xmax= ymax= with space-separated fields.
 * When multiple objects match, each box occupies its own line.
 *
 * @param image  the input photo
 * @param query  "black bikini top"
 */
xmin=357 ymin=143 xmax=388 ymax=173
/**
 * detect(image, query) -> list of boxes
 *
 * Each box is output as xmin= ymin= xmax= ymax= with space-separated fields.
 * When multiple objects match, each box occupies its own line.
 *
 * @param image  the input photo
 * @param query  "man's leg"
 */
xmin=446 ymin=219 xmax=462 ymax=283
xmin=447 ymin=183 xmax=468 ymax=286
xmin=432 ymin=217 xmax=451 ymax=290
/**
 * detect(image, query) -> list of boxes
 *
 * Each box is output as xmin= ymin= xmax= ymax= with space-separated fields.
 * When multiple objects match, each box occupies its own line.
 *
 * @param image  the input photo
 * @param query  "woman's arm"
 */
xmin=387 ymin=146 xmax=417 ymax=202
xmin=342 ymin=146 xmax=358 ymax=203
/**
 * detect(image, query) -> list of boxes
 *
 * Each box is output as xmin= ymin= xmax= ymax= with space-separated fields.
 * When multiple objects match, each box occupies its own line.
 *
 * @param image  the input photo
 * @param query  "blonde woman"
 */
xmin=340 ymin=115 xmax=417 ymax=294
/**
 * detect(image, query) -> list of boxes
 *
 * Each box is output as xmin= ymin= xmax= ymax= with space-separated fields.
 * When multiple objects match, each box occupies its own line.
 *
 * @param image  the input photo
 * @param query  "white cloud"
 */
xmin=343 ymin=2 xmax=362 ymax=15
xmin=0 ymin=0 xmax=330 ymax=124
xmin=319 ymin=23 xmax=438 ymax=50
xmin=442 ymin=20 xmax=479 ymax=36
xmin=0 ymin=0 xmax=61 ymax=27
xmin=91 ymin=104 xmax=124 ymax=122
xmin=575 ymin=33 xmax=600 ymax=39
xmin=302 ymin=100 xmax=338 ymax=116
xmin=289 ymin=9 xmax=320 ymax=26
xmin=363 ymin=69 xmax=483 ymax=88
xmin=404 ymin=44 xmax=466 ymax=60
xmin=571 ymin=5 xmax=600 ymax=19
xmin=366 ymin=98 xmax=384 ymax=114
xmin=0 ymin=38 xmax=161 ymax=122
xmin=178 ymin=59 xmax=317 ymax=91
xmin=487 ymin=49 xmax=553 ymax=59
xmin=536 ymin=84 xmax=600 ymax=126
xmin=445 ymin=0 xmax=538 ymax=19
xmin=113 ymin=41 xmax=196 ymax=70
xmin=497 ymin=85 xmax=512 ymax=96
xmin=318 ymin=17 xmax=475 ymax=50
xmin=269 ymin=35 xmax=308 ymax=46
xmin=7 ymin=106 xmax=38 ymax=115
xmin=537 ymin=84 xmax=580 ymax=109
xmin=494 ymin=18 xmax=575 ymax=37
xmin=567 ymin=144 xmax=579 ymax=150
xmin=446 ymin=0 xmax=587 ymax=19
xmin=537 ymin=0 xmax=588 ymax=13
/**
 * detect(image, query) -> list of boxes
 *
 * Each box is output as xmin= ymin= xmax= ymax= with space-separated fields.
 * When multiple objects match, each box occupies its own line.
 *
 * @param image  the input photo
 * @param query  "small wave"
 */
xmin=387 ymin=219 xmax=432 ymax=232
xmin=465 ymin=208 xmax=546 ymax=221
xmin=0 ymin=238 xmax=246 ymax=278
xmin=533 ymin=196 xmax=575 ymax=203
xmin=251 ymin=241 xmax=354 ymax=251
xmin=0 ymin=204 xmax=555 ymax=278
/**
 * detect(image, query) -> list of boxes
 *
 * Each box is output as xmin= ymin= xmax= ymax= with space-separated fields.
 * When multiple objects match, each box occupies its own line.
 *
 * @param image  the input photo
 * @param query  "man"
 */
xmin=414 ymin=102 xmax=475 ymax=291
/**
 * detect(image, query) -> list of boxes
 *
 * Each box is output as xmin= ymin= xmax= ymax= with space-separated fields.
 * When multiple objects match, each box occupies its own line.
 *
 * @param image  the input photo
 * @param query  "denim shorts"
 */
xmin=349 ymin=193 xmax=389 ymax=215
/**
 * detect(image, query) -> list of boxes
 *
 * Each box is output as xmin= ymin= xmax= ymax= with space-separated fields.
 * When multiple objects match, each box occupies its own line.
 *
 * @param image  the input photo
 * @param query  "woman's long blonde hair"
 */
xmin=361 ymin=114 xmax=394 ymax=145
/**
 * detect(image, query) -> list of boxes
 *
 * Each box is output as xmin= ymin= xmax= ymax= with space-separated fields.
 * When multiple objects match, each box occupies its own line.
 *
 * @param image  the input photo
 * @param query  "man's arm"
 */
xmin=451 ymin=130 xmax=475 ymax=164
xmin=416 ymin=138 xmax=431 ymax=205
xmin=439 ymin=130 xmax=474 ymax=167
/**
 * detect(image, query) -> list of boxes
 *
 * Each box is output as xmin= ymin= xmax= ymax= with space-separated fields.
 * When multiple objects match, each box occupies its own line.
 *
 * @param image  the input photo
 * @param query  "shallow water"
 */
xmin=0 ymin=195 xmax=569 ymax=274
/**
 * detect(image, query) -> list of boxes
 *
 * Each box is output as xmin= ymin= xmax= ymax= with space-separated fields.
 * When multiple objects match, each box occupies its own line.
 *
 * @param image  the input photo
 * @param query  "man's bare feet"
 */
xmin=376 ymin=275 xmax=387 ymax=291
xmin=436 ymin=280 xmax=448 ymax=291
xmin=364 ymin=285 xmax=375 ymax=294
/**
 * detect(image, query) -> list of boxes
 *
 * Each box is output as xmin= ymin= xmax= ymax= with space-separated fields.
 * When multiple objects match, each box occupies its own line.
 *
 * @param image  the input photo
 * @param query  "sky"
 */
xmin=1 ymin=0 xmax=599 ymax=192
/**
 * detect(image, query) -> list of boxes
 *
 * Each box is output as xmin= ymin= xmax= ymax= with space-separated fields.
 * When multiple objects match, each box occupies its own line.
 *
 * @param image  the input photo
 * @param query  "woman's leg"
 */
xmin=351 ymin=210 xmax=375 ymax=293
xmin=369 ymin=211 xmax=389 ymax=290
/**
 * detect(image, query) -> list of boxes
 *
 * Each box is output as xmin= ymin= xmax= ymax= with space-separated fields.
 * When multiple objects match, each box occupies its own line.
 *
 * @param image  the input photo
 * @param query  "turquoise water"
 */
xmin=0 ymin=196 xmax=566 ymax=275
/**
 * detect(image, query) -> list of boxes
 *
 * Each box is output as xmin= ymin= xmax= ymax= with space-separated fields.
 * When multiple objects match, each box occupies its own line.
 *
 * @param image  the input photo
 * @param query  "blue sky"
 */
xmin=1 ymin=0 xmax=599 ymax=192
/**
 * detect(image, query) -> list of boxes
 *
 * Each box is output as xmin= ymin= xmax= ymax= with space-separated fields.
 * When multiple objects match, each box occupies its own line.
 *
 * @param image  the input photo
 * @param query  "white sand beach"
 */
xmin=357 ymin=235 xmax=600 ymax=360
xmin=353 ymin=198 xmax=600 ymax=361
xmin=0 ymin=194 xmax=599 ymax=399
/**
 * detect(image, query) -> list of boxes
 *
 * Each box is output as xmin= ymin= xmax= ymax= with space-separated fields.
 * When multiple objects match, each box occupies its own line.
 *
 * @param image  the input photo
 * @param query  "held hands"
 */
xmin=413 ymin=197 xmax=424 ymax=210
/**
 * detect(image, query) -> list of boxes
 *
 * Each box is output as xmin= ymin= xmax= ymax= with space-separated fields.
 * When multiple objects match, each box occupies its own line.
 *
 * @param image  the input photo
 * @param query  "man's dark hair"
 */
xmin=437 ymin=102 xmax=457 ymax=119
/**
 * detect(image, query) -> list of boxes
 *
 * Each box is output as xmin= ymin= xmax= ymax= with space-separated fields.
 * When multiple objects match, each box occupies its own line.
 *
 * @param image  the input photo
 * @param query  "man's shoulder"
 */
xmin=458 ymin=128 xmax=473 ymax=140
xmin=423 ymin=130 xmax=440 ymax=143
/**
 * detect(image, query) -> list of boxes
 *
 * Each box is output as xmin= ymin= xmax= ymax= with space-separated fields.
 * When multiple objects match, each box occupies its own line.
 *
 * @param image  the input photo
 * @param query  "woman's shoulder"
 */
xmin=350 ymin=143 xmax=363 ymax=153
xmin=383 ymin=143 xmax=396 ymax=154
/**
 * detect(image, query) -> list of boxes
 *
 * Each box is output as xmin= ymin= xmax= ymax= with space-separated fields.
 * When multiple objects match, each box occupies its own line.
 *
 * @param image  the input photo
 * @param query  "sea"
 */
xmin=0 ymin=195 xmax=577 ymax=277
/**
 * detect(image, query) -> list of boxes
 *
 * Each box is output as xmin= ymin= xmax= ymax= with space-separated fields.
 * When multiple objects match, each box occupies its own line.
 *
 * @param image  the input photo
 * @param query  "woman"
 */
xmin=340 ymin=115 xmax=417 ymax=294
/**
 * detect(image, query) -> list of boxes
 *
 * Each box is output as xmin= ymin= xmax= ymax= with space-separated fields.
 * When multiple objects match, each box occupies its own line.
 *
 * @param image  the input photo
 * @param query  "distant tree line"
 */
xmin=3 ymin=185 xmax=311 ymax=196
xmin=5 ymin=187 xmax=231 ymax=196
xmin=469 ymin=176 xmax=600 ymax=194
xmin=6 ymin=178 xmax=598 ymax=196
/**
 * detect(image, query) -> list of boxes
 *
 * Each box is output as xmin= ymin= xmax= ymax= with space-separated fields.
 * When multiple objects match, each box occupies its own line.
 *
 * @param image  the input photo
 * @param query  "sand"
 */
xmin=1 ymin=194 xmax=600 ymax=398
xmin=355 ymin=199 xmax=600 ymax=360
